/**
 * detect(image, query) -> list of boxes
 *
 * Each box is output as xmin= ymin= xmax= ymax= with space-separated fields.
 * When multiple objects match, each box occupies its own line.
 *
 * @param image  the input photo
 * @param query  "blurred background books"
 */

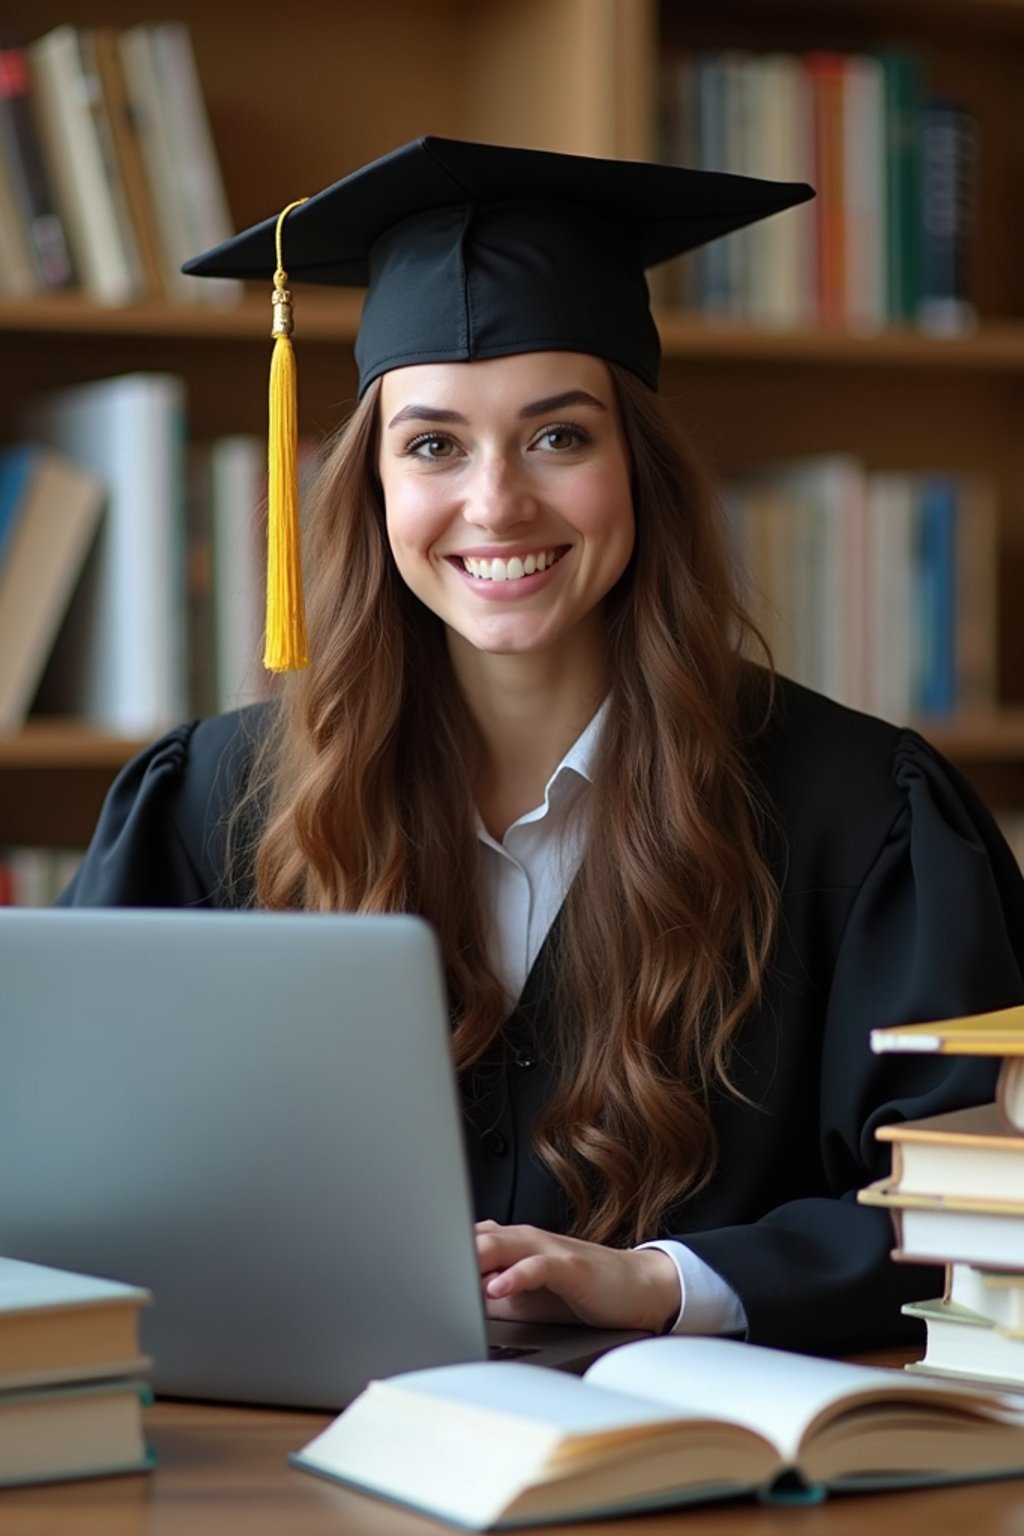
xmin=655 ymin=47 xmax=978 ymax=335
xmin=0 ymin=23 xmax=237 ymax=307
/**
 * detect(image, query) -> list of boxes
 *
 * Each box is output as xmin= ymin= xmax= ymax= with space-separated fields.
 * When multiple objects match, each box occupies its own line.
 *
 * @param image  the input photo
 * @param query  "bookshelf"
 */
xmin=2 ymin=0 xmax=1024 ymax=850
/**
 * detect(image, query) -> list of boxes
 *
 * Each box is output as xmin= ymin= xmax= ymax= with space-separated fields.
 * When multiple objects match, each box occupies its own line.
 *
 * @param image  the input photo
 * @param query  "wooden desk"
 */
xmin=4 ymin=1390 xmax=1024 ymax=1536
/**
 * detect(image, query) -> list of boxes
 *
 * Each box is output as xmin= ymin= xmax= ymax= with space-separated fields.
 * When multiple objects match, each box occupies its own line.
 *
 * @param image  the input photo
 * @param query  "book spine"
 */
xmin=28 ymin=26 xmax=141 ymax=305
xmin=842 ymin=54 xmax=886 ymax=331
xmin=0 ymin=140 xmax=37 ymax=295
xmin=695 ymin=55 xmax=731 ymax=314
xmin=89 ymin=27 xmax=166 ymax=299
xmin=918 ymin=98 xmax=979 ymax=334
xmin=954 ymin=475 xmax=998 ymax=713
xmin=915 ymin=475 xmax=958 ymax=717
xmin=881 ymin=50 xmax=924 ymax=323
xmin=0 ymin=37 xmax=75 ymax=289
xmin=145 ymin=23 xmax=240 ymax=308
xmin=804 ymin=52 xmax=847 ymax=326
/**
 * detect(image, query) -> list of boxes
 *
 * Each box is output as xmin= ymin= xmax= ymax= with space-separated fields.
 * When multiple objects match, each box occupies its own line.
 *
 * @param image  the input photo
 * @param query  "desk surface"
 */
xmin=4 ymin=1377 xmax=1024 ymax=1536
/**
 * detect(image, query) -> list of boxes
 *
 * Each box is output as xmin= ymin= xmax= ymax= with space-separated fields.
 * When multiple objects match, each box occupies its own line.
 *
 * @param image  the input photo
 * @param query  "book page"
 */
xmin=385 ymin=1360 xmax=707 ymax=1437
xmin=583 ymin=1337 xmax=967 ymax=1464
xmin=0 ymin=1256 xmax=148 ymax=1313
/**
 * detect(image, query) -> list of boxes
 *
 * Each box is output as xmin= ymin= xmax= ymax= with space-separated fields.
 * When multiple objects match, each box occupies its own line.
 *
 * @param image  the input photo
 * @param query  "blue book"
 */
xmin=0 ymin=443 xmax=36 ymax=568
xmin=916 ymin=475 xmax=958 ymax=717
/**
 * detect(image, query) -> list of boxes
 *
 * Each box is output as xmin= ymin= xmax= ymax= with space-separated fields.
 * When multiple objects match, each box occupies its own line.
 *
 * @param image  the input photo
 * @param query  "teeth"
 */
xmin=462 ymin=549 xmax=559 ymax=582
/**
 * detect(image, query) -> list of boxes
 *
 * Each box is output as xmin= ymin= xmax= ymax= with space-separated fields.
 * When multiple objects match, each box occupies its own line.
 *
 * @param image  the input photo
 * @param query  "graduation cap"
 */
xmin=184 ymin=136 xmax=813 ymax=672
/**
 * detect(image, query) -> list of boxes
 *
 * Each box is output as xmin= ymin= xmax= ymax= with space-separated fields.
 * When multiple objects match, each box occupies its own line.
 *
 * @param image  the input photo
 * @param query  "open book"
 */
xmin=290 ymin=1336 xmax=1024 ymax=1529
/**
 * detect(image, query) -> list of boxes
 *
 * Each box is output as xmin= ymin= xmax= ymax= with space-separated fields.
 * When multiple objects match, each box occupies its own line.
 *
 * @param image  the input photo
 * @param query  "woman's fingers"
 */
xmin=472 ymin=1223 xmax=679 ymax=1330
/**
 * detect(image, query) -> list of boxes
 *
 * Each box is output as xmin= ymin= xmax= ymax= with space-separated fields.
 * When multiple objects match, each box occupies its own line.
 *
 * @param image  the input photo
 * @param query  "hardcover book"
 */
xmin=291 ymin=1336 xmax=1024 ymax=1529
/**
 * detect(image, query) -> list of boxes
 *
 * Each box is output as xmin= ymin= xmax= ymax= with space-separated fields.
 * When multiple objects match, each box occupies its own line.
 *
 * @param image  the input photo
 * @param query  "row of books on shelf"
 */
xmin=726 ymin=458 xmax=996 ymax=721
xmin=861 ymin=1009 xmax=1024 ymax=1392
xmin=0 ymin=371 xmax=325 ymax=736
xmin=0 ymin=847 xmax=81 ymax=906
xmin=0 ymin=370 xmax=1001 ymax=737
xmin=0 ymin=1254 xmax=152 ymax=1487
xmin=0 ymin=24 xmax=238 ymax=306
xmin=656 ymin=49 xmax=976 ymax=332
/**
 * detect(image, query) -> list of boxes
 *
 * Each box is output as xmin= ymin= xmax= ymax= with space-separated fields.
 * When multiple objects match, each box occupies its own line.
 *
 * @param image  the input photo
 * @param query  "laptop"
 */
xmin=0 ymin=908 xmax=642 ymax=1408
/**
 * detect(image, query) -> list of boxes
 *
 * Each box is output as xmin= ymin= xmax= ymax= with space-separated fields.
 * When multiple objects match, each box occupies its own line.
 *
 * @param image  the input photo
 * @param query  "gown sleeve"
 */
xmin=677 ymin=730 xmax=1024 ymax=1352
xmin=57 ymin=710 xmax=260 ymax=908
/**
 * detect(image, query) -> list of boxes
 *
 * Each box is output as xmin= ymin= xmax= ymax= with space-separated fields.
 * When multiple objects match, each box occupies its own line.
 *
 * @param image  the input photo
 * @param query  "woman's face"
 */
xmin=377 ymin=351 xmax=634 ymax=663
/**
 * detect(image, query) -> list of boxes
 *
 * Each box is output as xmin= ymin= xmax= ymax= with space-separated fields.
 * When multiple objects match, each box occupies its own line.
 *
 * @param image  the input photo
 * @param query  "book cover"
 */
xmin=145 ymin=23 xmax=240 ymax=309
xmin=0 ymin=1255 xmax=151 ymax=1391
xmin=881 ymin=49 xmax=924 ymax=323
xmin=954 ymin=475 xmax=998 ymax=712
xmin=842 ymin=54 xmax=886 ymax=332
xmin=875 ymin=1101 xmax=1024 ymax=1204
xmin=949 ymin=1263 xmax=1024 ymax=1333
xmin=209 ymin=435 xmax=269 ymax=713
xmin=89 ymin=26 xmax=166 ymax=299
xmin=804 ymin=52 xmax=847 ymax=326
xmin=0 ymin=1377 xmax=154 ymax=1488
xmin=903 ymin=1297 xmax=1024 ymax=1391
xmin=0 ymin=123 xmax=37 ymax=296
xmin=864 ymin=472 xmax=917 ymax=721
xmin=0 ymin=447 xmax=105 ymax=729
xmin=871 ymin=1007 xmax=1024 ymax=1056
xmin=915 ymin=474 xmax=958 ymax=717
xmin=918 ymin=97 xmax=979 ymax=335
xmin=859 ymin=1178 xmax=1024 ymax=1269
xmin=0 ymin=35 xmax=75 ymax=290
xmin=24 ymin=373 xmax=188 ymax=735
xmin=118 ymin=25 xmax=201 ymax=303
xmin=750 ymin=52 xmax=815 ymax=328
xmin=28 ymin=25 xmax=143 ymax=305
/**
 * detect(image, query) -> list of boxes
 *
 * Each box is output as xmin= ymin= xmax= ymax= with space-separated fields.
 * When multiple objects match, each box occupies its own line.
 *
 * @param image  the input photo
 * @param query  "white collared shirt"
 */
xmin=475 ymin=703 xmax=747 ymax=1337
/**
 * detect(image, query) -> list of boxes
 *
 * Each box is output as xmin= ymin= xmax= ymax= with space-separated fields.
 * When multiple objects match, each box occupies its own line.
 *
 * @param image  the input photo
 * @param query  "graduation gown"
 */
xmin=59 ymin=676 xmax=1024 ymax=1352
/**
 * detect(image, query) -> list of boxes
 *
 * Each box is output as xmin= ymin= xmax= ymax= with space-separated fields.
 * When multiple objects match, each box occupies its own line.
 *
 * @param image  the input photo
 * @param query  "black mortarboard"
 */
xmin=184 ymin=135 xmax=813 ymax=395
xmin=183 ymin=137 xmax=813 ymax=673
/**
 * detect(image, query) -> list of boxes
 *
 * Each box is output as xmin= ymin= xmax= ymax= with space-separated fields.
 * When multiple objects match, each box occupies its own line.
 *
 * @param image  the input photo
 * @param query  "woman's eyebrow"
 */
xmin=386 ymin=404 xmax=469 ymax=428
xmin=519 ymin=390 xmax=607 ymax=418
xmin=387 ymin=389 xmax=608 ymax=430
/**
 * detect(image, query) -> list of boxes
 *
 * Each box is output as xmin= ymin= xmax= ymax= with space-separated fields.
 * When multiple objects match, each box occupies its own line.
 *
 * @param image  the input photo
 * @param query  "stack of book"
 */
xmin=0 ymin=24 xmax=238 ymax=306
xmin=656 ymin=48 xmax=977 ymax=332
xmin=0 ymin=1255 xmax=153 ymax=1487
xmin=725 ymin=456 xmax=997 ymax=721
xmin=859 ymin=1007 xmax=1024 ymax=1391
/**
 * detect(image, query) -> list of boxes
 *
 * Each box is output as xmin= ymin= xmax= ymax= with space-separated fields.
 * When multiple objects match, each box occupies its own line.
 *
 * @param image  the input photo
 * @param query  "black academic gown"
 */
xmin=59 ymin=676 xmax=1024 ymax=1353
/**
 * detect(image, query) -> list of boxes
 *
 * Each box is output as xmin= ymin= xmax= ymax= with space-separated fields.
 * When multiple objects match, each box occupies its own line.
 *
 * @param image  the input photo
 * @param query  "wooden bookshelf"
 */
xmin=4 ymin=0 xmax=1024 ymax=848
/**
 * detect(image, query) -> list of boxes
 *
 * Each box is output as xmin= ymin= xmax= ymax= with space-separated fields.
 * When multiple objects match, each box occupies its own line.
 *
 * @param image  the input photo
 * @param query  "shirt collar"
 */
xmin=475 ymin=697 xmax=609 ymax=847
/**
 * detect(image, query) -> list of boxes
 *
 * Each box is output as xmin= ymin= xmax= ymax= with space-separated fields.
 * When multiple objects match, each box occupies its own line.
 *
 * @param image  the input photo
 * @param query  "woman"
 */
xmin=61 ymin=138 xmax=1024 ymax=1351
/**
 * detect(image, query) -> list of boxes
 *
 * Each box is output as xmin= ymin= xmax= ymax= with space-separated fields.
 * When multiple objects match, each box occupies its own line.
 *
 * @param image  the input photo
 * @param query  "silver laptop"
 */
xmin=0 ymin=908 xmax=640 ymax=1408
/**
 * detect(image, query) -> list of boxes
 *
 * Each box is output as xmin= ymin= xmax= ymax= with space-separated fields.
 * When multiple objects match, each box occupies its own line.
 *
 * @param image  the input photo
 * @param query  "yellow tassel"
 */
xmin=265 ymin=198 xmax=309 ymax=672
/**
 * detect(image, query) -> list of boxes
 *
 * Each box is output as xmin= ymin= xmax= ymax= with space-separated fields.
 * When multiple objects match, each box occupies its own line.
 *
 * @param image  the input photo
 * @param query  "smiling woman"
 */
xmin=59 ymin=138 xmax=1024 ymax=1353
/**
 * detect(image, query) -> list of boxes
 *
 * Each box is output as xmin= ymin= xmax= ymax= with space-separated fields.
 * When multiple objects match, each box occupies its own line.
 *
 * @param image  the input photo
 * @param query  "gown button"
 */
xmin=479 ymin=1129 xmax=509 ymax=1161
xmin=513 ymin=1048 xmax=536 ymax=1069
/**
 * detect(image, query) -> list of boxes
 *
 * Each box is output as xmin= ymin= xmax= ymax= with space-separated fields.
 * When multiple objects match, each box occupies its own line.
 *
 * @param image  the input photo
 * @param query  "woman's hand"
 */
xmin=475 ymin=1220 xmax=681 ymax=1333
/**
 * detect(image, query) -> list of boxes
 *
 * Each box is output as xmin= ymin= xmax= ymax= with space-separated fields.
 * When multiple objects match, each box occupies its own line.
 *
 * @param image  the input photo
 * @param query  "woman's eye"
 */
xmin=536 ymin=425 xmax=586 ymax=451
xmin=409 ymin=434 xmax=456 ymax=459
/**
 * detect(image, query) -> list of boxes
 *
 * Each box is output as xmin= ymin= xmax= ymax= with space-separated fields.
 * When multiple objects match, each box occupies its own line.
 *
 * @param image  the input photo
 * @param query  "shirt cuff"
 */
xmin=635 ymin=1239 xmax=749 ymax=1336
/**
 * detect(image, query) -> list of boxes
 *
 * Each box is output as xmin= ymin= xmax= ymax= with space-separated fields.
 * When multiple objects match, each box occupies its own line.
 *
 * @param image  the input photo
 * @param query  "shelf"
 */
xmin=656 ymin=316 xmax=1024 ymax=372
xmin=7 ymin=295 xmax=1024 ymax=373
xmin=914 ymin=711 xmax=1024 ymax=761
xmin=0 ymin=722 xmax=148 ymax=770
xmin=3 ymin=711 xmax=1024 ymax=775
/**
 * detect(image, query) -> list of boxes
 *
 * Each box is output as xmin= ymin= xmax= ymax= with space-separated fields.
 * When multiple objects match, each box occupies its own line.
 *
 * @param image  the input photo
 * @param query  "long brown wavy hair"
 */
xmin=233 ymin=362 xmax=779 ymax=1246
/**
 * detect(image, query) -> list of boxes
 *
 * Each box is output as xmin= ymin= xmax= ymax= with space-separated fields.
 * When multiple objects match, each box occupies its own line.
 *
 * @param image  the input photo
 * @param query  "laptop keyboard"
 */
xmin=488 ymin=1342 xmax=540 ymax=1360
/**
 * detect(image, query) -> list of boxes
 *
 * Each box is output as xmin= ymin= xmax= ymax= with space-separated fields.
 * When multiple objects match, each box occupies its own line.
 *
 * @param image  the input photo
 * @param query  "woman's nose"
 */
xmin=463 ymin=455 xmax=538 ymax=531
